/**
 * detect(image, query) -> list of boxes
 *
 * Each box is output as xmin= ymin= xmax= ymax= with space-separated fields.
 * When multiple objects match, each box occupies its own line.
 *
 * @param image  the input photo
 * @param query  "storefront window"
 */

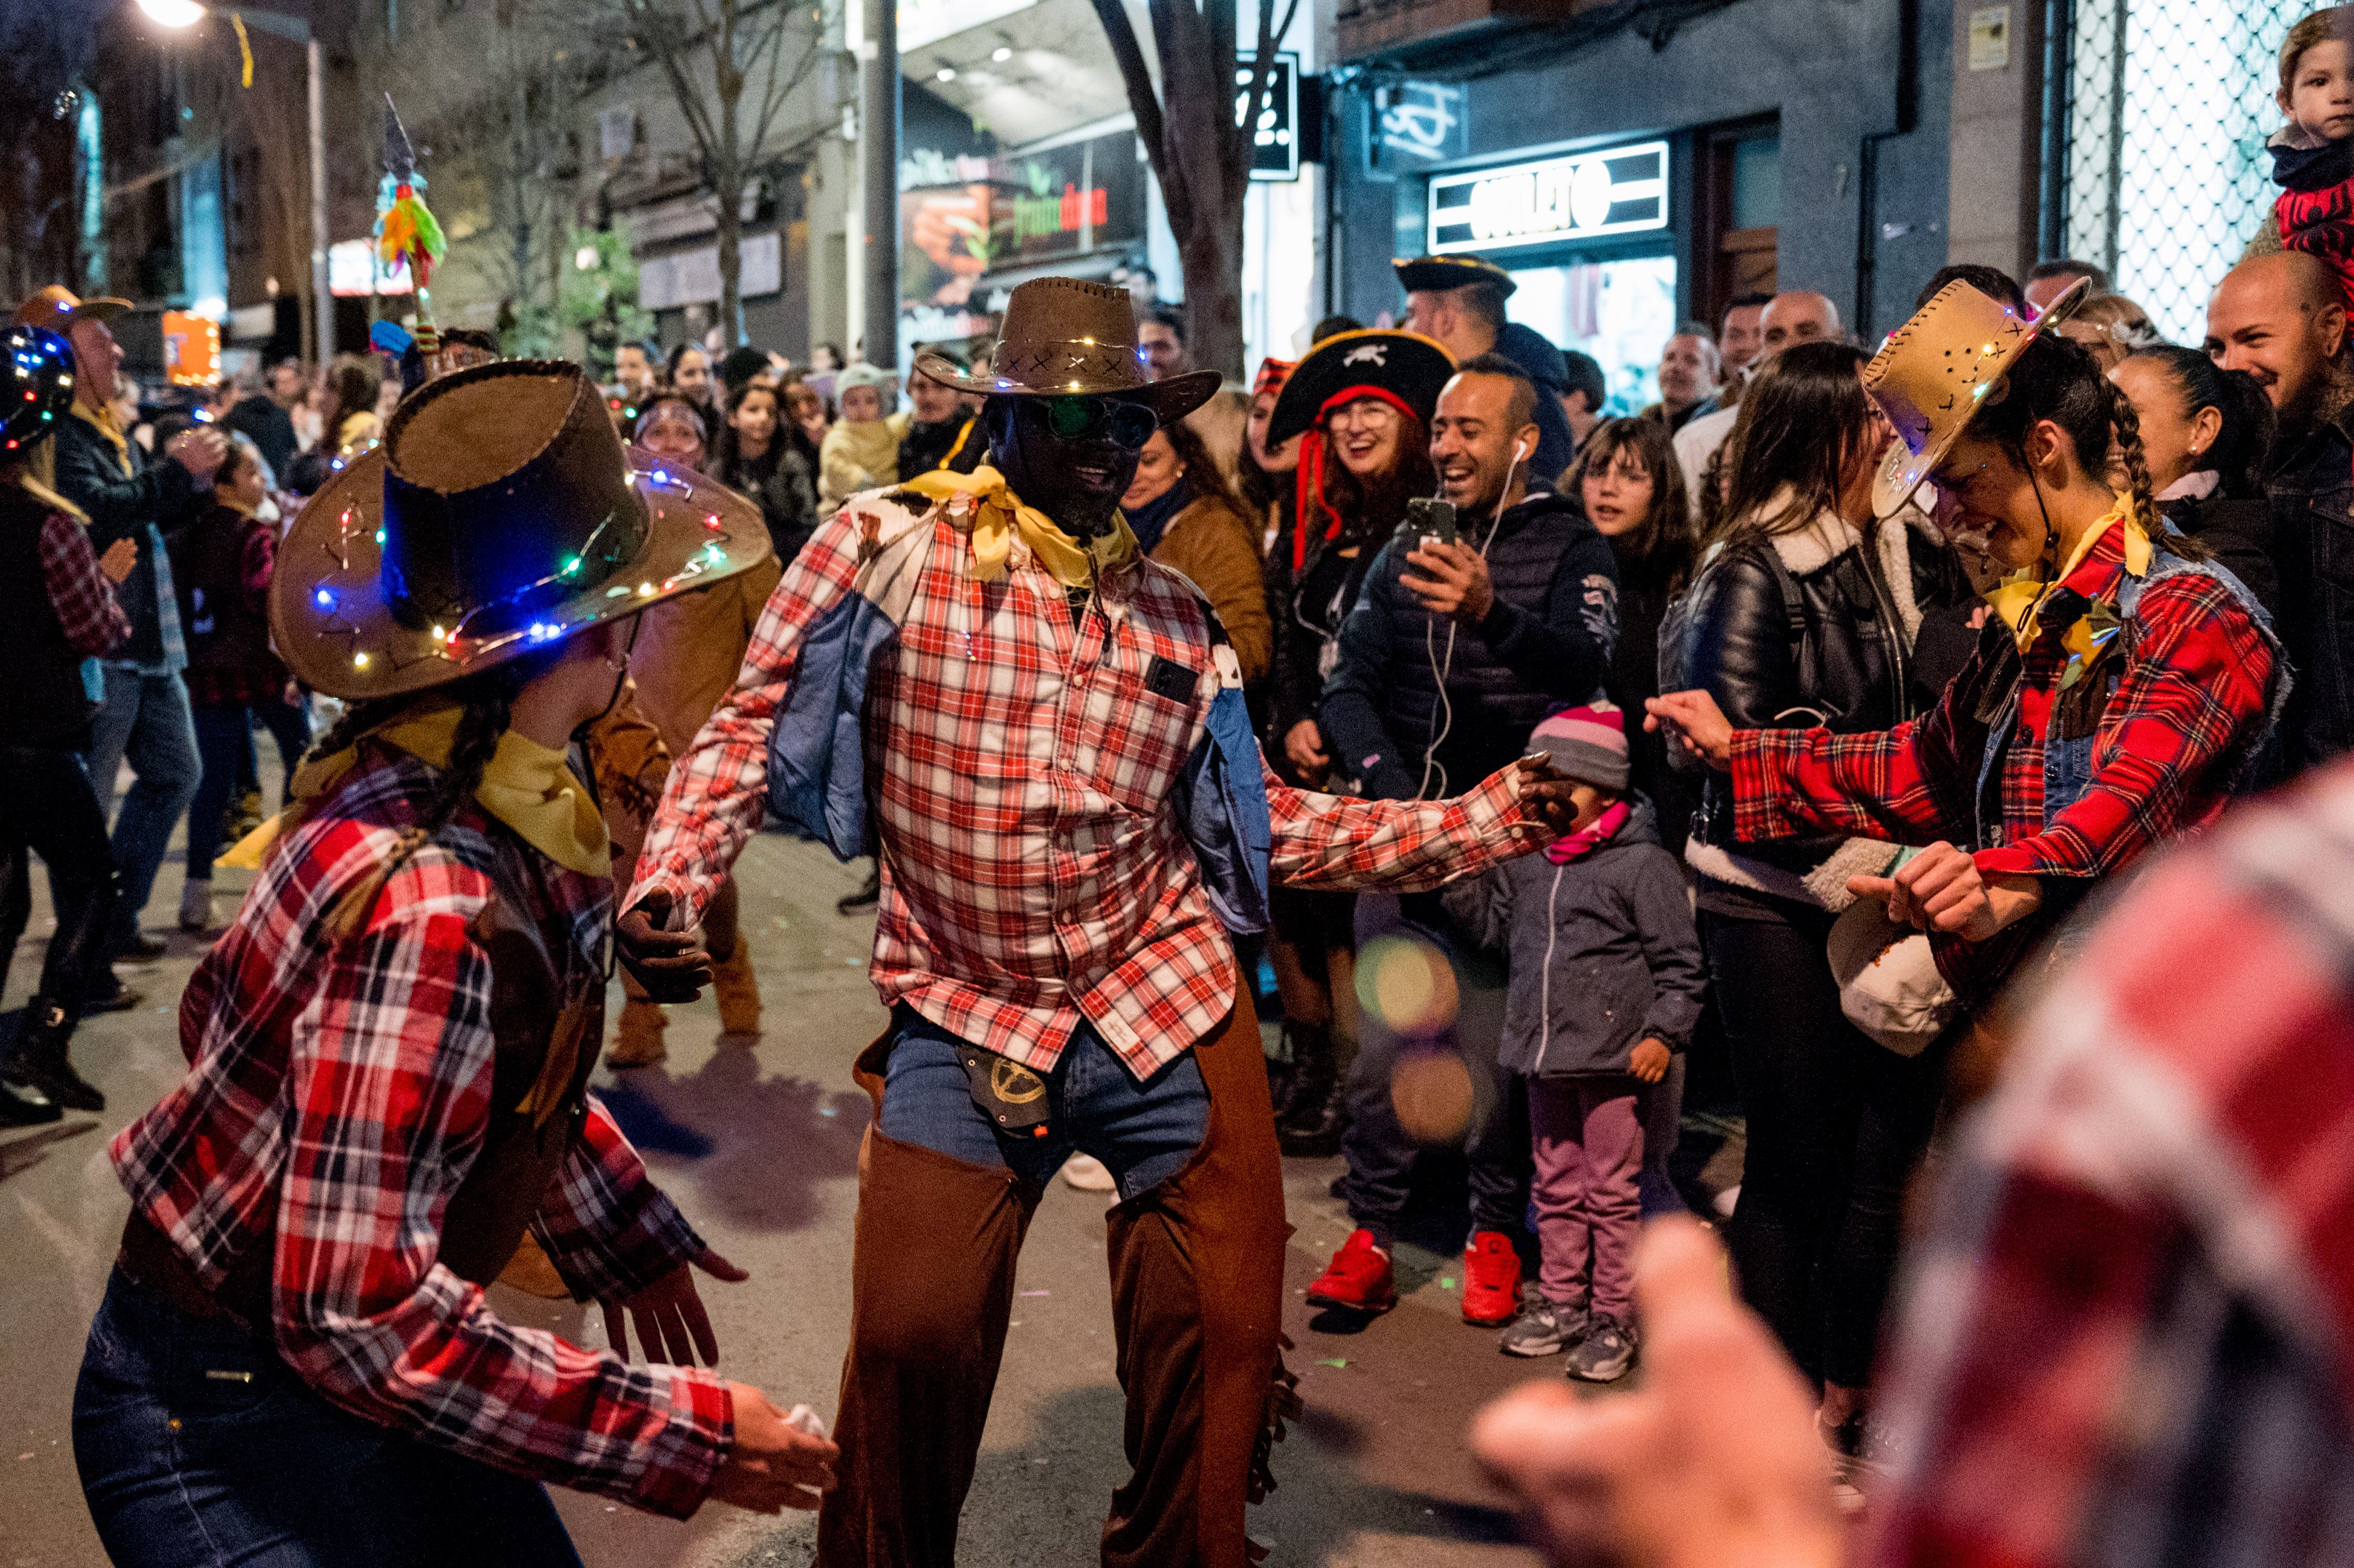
xmin=2052 ymin=0 xmax=2300 ymax=344
xmin=1504 ymin=256 xmax=1678 ymax=417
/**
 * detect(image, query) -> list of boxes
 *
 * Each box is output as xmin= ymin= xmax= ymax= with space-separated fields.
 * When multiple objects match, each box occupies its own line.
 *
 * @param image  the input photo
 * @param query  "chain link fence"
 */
xmin=2049 ymin=0 xmax=2303 ymax=345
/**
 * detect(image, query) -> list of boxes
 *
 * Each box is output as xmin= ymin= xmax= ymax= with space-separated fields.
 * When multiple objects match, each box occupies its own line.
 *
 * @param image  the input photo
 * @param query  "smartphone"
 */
xmin=1403 ymin=496 xmax=1458 ymax=551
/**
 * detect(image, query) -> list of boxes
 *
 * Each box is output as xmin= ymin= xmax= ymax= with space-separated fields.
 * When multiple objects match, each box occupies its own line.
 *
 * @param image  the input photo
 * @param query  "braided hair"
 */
xmin=315 ymin=655 xmax=551 ymax=943
xmin=2120 ymin=345 xmax=2278 ymax=501
xmin=1966 ymin=330 xmax=2186 ymax=558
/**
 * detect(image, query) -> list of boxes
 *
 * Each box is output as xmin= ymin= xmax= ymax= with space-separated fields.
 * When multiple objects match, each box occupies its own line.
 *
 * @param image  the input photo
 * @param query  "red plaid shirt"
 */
xmin=1866 ymin=762 xmax=2354 ymax=1567
xmin=41 ymin=507 xmax=132 ymax=656
xmin=111 ymin=747 xmax=733 ymax=1519
xmin=631 ymin=492 xmax=1537 ymax=1077
xmin=1728 ymin=522 xmax=2274 ymax=1002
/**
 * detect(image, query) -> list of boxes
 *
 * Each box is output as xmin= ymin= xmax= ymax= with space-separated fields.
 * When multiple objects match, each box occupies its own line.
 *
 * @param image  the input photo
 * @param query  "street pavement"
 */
xmin=1 ymin=812 xmax=1576 ymax=1568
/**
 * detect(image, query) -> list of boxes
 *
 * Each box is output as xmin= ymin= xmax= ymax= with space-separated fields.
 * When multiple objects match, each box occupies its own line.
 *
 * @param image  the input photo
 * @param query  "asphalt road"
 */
xmin=0 ymin=806 xmax=1588 ymax=1568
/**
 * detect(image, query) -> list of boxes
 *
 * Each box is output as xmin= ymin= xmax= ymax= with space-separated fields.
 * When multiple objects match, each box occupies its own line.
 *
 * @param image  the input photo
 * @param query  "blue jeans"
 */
xmin=188 ymin=704 xmax=254 ymax=885
xmin=83 ymin=667 xmax=200 ymax=948
xmin=876 ymin=1007 xmax=1209 ymax=1198
xmin=245 ymin=691 xmax=312 ymax=810
xmin=74 ymin=1268 xmax=581 ymax=1567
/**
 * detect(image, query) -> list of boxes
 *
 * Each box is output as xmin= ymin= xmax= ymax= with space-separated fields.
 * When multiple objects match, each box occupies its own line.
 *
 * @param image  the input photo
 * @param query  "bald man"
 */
xmin=1671 ymin=290 xmax=1845 ymax=516
xmin=2211 ymin=250 xmax=2354 ymax=768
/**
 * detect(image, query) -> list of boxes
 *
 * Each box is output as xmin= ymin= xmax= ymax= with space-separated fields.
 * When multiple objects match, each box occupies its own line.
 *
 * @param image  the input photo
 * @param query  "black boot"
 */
xmin=0 ymin=1079 xmax=62 ymax=1127
xmin=6 ymin=996 xmax=104 ymax=1113
xmin=1275 ymin=1033 xmax=1348 ymax=1157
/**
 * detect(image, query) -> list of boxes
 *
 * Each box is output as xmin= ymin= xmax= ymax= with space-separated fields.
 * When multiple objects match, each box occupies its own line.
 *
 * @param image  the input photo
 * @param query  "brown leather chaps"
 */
xmin=815 ymin=988 xmax=1294 ymax=1568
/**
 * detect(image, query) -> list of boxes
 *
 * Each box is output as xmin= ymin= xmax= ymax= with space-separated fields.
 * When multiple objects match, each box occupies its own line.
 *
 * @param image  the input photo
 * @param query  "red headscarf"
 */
xmin=1291 ymin=385 xmax=1420 ymax=574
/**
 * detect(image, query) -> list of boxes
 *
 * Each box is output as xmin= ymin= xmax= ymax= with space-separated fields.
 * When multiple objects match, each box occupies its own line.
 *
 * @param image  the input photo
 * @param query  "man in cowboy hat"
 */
xmin=80 ymin=358 xmax=840 ymax=1560
xmin=1396 ymin=254 xmax=1578 ymax=479
xmin=620 ymin=276 xmax=1592 ymax=1567
xmin=20 ymin=285 xmax=228 ymax=972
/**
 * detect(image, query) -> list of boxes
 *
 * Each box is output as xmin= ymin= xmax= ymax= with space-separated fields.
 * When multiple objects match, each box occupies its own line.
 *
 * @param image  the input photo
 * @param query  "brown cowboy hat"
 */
xmin=13 ymin=284 xmax=132 ymax=330
xmin=911 ymin=277 xmax=1221 ymax=423
xmin=271 ymin=359 xmax=771 ymax=702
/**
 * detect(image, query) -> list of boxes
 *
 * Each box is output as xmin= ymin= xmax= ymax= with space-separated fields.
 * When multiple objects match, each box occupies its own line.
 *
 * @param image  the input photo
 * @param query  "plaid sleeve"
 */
xmin=530 ymin=1095 xmax=707 ymax=1303
xmin=241 ymin=516 xmax=276 ymax=610
xmin=40 ymin=509 xmax=132 ymax=656
xmin=1974 ymin=577 xmax=2273 ymax=879
xmin=1729 ymin=657 xmax=1983 ymax=849
xmin=1267 ymin=754 xmax=1535 ymax=892
xmin=628 ymin=507 xmax=868 ymax=927
xmin=270 ymin=867 xmax=731 ymax=1518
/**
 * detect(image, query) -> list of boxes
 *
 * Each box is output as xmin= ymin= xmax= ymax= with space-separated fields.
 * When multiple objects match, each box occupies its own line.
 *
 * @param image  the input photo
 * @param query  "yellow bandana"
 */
xmin=898 ymin=463 xmax=1139 ymax=589
xmin=219 ymin=703 xmax=612 ymax=878
xmin=1980 ymin=502 xmax=2152 ymax=654
xmin=69 ymin=400 xmax=133 ymax=478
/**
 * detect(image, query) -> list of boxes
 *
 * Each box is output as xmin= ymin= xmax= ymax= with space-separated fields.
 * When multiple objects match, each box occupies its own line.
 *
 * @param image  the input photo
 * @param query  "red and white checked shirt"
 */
xmin=631 ymin=492 xmax=1539 ymax=1077
xmin=41 ymin=507 xmax=132 ymax=656
xmin=111 ymin=748 xmax=733 ymax=1519
xmin=1866 ymin=761 xmax=2354 ymax=1567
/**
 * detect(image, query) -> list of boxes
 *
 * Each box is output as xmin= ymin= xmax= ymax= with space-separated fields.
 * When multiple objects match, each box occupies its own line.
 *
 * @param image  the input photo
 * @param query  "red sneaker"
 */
xmin=1461 ymin=1230 xmax=1522 ymax=1325
xmin=1305 ymin=1229 xmax=1396 ymax=1313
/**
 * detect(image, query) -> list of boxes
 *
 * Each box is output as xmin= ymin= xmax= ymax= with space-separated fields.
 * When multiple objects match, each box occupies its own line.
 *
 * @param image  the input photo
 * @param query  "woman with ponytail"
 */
xmin=75 ymin=362 xmax=838 ymax=1563
xmin=1651 ymin=283 xmax=2283 ymax=1011
xmin=2110 ymin=344 xmax=2281 ymax=617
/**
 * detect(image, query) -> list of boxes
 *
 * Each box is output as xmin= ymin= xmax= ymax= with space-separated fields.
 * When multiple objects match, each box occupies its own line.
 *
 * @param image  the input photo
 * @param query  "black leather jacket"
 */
xmin=2263 ymin=399 xmax=2354 ymax=770
xmin=1683 ymin=511 xmax=1967 ymax=855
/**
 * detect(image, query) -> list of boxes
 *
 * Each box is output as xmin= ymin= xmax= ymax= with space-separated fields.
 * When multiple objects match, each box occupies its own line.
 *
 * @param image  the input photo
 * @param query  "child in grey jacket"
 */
xmin=1444 ymin=701 xmax=1705 ymax=1380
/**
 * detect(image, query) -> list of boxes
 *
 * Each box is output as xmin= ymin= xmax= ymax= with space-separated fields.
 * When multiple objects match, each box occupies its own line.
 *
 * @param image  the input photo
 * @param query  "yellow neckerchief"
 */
xmin=1980 ymin=501 xmax=2151 ymax=654
xmin=220 ymin=702 xmax=611 ymax=877
xmin=69 ymin=399 xmax=133 ymax=478
xmin=898 ymin=462 xmax=1140 ymax=589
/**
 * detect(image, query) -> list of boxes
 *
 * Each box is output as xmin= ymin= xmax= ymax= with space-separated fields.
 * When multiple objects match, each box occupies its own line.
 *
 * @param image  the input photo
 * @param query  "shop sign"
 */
xmin=1375 ymin=82 xmax=1467 ymax=167
xmin=328 ymin=238 xmax=409 ymax=296
xmin=1426 ymin=141 xmax=1669 ymax=255
xmin=1235 ymin=52 xmax=1300 ymax=181
xmin=637 ymin=231 xmax=782 ymax=311
xmin=901 ymin=130 xmax=1145 ymax=311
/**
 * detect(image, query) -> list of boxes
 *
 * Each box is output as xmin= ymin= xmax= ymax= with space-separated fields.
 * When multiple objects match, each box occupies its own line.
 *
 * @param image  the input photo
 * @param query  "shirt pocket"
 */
xmin=1070 ymin=621 xmax=1205 ymax=814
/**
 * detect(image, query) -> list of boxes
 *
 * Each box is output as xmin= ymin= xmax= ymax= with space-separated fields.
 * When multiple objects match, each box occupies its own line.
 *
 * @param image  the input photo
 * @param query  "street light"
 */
xmin=134 ymin=0 xmax=332 ymax=368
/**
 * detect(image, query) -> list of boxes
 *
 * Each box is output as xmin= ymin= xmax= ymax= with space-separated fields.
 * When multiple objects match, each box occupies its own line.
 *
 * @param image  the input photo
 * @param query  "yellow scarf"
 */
xmin=898 ymin=462 xmax=1139 ymax=589
xmin=220 ymin=702 xmax=612 ymax=877
xmin=70 ymin=400 xmax=133 ymax=478
xmin=1980 ymin=502 xmax=2152 ymax=655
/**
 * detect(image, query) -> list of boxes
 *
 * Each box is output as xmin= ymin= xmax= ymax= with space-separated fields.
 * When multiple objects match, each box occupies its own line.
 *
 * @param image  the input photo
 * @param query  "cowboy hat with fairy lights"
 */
xmin=1266 ymin=328 xmax=1456 ymax=574
xmin=1865 ymin=276 xmax=2091 ymax=520
xmin=1 ymin=325 xmax=73 ymax=455
xmin=272 ymin=358 xmax=770 ymax=702
xmin=911 ymin=277 xmax=1221 ymax=426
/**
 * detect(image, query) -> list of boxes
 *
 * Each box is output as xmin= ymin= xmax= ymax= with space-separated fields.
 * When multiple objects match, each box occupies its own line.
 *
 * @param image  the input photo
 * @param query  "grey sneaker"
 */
xmin=1499 ymin=1300 xmax=1586 ymax=1357
xmin=1565 ymin=1316 xmax=1638 ymax=1382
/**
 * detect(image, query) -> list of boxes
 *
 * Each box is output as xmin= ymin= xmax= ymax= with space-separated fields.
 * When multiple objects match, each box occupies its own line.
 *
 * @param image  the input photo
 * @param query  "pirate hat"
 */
xmin=1393 ymin=255 xmax=1519 ymax=299
xmin=272 ymin=359 xmax=770 ymax=702
xmin=0 ymin=325 xmax=74 ymax=455
xmin=912 ymin=277 xmax=1220 ymax=423
xmin=11 ymin=285 xmax=132 ymax=331
xmin=1865 ymin=276 xmax=2091 ymax=520
xmin=1266 ymin=329 xmax=1456 ymax=447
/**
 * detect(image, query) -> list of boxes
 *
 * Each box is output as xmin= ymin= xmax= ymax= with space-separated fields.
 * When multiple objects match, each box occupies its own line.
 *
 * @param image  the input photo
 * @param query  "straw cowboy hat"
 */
xmin=272 ymin=358 xmax=771 ymax=702
xmin=11 ymin=284 xmax=132 ymax=330
xmin=1865 ymin=275 xmax=2091 ymax=520
xmin=911 ymin=277 xmax=1221 ymax=423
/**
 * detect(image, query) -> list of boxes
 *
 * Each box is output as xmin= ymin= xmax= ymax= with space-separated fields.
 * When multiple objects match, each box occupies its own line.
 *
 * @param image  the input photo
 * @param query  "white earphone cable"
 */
xmin=1417 ymin=437 xmax=1528 ymax=800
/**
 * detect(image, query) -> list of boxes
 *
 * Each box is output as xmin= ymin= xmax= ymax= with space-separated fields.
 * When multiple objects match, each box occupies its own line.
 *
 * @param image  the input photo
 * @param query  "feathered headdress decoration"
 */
xmin=375 ymin=95 xmax=447 ymax=352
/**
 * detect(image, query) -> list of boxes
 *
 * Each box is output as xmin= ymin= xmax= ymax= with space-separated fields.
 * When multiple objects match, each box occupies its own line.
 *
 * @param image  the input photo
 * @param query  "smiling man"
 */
xmin=617 ymin=281 xmax=1592 ymax=1568
xmin=2209 ymin=249 xmax=2354 ymax=766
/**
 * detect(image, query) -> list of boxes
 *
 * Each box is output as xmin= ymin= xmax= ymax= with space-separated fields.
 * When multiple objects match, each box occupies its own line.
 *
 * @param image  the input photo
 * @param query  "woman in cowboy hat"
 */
xmin=73 ymin=360 xmax=838 ymax=1564
xmin=1646 ymin=281 xmax=2284 ymax=1482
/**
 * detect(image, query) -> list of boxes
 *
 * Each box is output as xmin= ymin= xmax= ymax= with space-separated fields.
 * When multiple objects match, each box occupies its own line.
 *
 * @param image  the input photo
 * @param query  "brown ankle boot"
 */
xmin=711 ymin=939 xmax=762 ymax=1038
xmin=604 ymin=996 xmax=666 ymax=1067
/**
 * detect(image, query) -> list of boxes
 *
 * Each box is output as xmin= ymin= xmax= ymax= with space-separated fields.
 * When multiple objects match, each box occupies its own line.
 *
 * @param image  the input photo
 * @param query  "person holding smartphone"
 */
xmin=1308 ymin=355 xmax=1624 ymax=1326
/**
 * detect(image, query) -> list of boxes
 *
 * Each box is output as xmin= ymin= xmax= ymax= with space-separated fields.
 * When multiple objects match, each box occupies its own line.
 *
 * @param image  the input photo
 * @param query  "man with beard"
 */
xmin=618 ymin=279 xmax=1590 ymax=1567
xmin=2208 ymin=249 xmax=2354 ymax=767
xmin=1306 ymin=356 xmax=1621 ymax=1326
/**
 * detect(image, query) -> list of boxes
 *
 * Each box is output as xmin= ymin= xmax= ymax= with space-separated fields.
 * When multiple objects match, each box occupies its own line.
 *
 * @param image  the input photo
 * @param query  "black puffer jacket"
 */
xmin=1681 ymin=500 xmax=1967 ymax=890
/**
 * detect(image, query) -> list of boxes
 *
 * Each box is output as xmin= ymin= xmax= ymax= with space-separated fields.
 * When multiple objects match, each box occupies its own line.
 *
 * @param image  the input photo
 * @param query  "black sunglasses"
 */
xmin=1039 ymin=395 xmax=1158 ymax=450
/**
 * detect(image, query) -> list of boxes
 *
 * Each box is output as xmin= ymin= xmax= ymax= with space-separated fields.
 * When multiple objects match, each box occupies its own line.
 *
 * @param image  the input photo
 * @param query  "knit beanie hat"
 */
xmin=1531 ymin=701 xmax=1629 ymax=792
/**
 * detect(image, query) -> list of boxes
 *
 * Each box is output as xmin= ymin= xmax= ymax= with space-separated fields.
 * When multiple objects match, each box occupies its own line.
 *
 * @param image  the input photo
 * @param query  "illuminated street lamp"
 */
xmin=135 ymin=0 xmax=333 ymax=363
